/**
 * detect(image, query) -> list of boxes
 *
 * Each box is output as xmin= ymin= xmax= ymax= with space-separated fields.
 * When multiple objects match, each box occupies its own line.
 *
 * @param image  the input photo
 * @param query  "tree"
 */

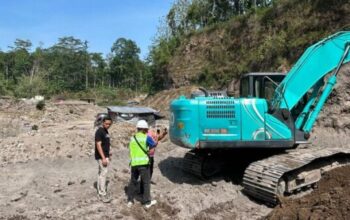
xmin=10 ymin=39 xmax=32 ymax=51
xmin=109 ymin=38 xmax=143 ymax=89
xmin=111 ymin=38 xmax=140 ymax=60
xmin=90 ymin=53 xmax=106 ymax=87
xmin=46 ymin=36 xmax=90 ymax=92
xmin=8 ymin=39 xmax=33 ymax=83
xmin=166 ymin=0 xmax=192 ymax=36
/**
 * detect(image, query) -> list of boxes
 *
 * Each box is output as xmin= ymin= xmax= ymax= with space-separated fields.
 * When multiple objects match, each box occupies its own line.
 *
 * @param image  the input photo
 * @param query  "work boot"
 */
xmin=144 ymin=200 xmax=157 ymax=209
xmin=99 ymin=194 xmax=112 ymax=203
xmin=127 ymin=201 xmax=134 ymax=208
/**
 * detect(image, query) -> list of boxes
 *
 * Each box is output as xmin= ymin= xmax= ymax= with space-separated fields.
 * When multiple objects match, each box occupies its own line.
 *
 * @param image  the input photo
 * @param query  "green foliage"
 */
xmin=45 ymin=36 xmax=90 ymax=92
xmin=11 ymin=39 xmax=32 ymax=51
xmin=0 ymin=79 xmax=7 ymax=96
xmin=148 ymin=36 xmax=181 ymax=91
xmin=13 ymin=75 xmax=48 ymax=98
xmin=148 ymin=0 xmax=277 ymax=90
xmin=0 ymin=36 xmax=151 ymax=98
xmin=109 ymin=38 xmax=147 ymax=90
xmin=164 ymin=0 xmax=275 ymax=37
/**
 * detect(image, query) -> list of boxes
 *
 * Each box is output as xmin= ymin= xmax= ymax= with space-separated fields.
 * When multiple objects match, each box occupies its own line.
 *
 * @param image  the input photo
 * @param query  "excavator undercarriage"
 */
xmin=242 ymin=147 xmax=350 ymax=204
xmin=180 ymin=147 xmax=350 ymax=204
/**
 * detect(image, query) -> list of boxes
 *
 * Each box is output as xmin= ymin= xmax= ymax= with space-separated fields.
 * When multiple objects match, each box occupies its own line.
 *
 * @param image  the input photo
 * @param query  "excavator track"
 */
xmin=242 ymin=147 xmax=350 ymax=205
xmin=182 ymin=151 xmax=203 ymax=177
xmin=182 ymin=150 xmax=225 ymax=178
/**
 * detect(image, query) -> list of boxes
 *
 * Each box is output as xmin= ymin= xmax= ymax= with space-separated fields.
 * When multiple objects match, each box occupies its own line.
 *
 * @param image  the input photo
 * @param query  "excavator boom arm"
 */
xmin=272 ymin=32 xmax=350 ymax=111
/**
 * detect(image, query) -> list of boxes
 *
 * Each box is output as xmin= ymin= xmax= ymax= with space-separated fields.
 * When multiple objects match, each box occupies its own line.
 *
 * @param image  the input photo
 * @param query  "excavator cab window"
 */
xmin=240 ymin=73 xmax=286 ymax=101
xmin=240 ymin=77 xmax=250 ymax=97
xmin=263 ymin=80 xmax=275 ymax=101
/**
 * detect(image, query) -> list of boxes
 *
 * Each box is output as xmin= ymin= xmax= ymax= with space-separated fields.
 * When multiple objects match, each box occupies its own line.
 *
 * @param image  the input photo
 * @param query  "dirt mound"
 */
xmin=108 ymin=121 xmax=135 ymax=149
xmin=314 ymin=64 xmax=350 ymax=131
xmin=0 ymin=100 xmax=104 ymax=166
xmin=141 ymin=86 xmax=196 ymax=118
xmin=265 ymin=166 xmax=350 ymax=220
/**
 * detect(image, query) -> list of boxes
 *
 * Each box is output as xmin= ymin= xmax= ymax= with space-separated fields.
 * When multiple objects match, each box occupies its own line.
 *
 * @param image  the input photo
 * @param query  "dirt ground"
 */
xmin=265 ymin=166 xmax=350 ymax=220
xmin=1 ymin=65 xmax=350 ymax=220
xmin=0 ymin=99 xmax=269 ymax=220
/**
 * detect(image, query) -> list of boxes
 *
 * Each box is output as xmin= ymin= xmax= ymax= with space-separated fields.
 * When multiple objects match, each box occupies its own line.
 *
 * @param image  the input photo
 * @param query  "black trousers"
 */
xmin=140 ymin=157 xmax=154 ymax=194
xmin=127 ymin=165 xmax=151 ymax=204
xmin=149 ymin=157 xmax=154 ymax=178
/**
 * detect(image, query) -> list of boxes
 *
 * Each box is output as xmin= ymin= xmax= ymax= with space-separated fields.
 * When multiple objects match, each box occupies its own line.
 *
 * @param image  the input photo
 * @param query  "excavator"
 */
xmin=169 ymin=31 xmax=350 ymax=204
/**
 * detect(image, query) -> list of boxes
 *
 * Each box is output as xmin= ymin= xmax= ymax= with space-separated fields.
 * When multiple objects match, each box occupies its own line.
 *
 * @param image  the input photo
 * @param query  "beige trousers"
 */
xmin=97 ymin=158 xmax=109 ymax=196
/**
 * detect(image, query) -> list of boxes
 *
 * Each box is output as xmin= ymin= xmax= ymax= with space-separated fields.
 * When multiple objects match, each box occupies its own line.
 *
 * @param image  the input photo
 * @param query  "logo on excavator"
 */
xmin=252 ymin=128 xmax=272 ymax=140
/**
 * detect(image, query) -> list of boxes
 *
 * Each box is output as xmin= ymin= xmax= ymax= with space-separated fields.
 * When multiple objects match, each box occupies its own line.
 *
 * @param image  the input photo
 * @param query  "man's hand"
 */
xmin=149 ymin=148 xmax=155 ymax=155
xmin=160 ymin=128 xmax=168 ymax=140
xmin=102 ymin=158 xmax=108 ymax=166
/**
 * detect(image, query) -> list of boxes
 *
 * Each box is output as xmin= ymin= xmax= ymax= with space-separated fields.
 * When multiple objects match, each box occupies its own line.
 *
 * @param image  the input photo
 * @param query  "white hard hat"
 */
xmin=136 ymin=120 xmax=148 ymax=129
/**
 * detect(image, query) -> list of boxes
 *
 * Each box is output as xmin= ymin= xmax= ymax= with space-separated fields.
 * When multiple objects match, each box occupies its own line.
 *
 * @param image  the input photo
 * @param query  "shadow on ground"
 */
xmin=158 ymin=156 xmax=208 ymax=185
xmin=158 ymin=149 xmax=285 ymax=186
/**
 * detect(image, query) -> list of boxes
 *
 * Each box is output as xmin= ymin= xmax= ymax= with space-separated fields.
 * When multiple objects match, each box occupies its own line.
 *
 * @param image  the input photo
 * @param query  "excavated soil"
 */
xmin=265 ymin=166 xmax=350 ymax=220
xmin=263 ymin=62 xmax=350 ymax=220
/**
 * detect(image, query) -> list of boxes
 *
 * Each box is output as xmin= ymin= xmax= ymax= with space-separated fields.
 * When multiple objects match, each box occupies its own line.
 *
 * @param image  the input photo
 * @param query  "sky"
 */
xmin=0 ymin=0 xmax=174 ymax=59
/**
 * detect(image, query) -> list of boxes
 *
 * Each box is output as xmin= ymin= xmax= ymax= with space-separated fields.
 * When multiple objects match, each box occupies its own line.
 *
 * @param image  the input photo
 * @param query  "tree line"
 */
xmin=166 ymin=0 xmax=274 ymax=36
xmin=0 ymin=37 xmax=152 ymax=98
xmin=0 ymin=0 xmax=275 ymax=98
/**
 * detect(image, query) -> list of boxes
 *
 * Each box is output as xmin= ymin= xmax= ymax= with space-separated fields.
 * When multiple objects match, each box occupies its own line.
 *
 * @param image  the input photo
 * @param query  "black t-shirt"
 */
xmin=95 ymin=127 xmax=110 ymax=160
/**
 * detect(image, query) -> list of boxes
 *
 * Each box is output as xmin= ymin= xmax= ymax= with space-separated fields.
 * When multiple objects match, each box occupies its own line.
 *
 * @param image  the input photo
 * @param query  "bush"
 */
xmin=14 ymin=75 xmax=48 ymax=98
xmin=31 ymin=125 xmax=39 ymax=130
xmin=0 ymin=82 xmax=6 ymax=96
xmin=36 ymin=100 xmax=45 ymax=110
xmin=0 ymin=76 xmax=9 ymax=96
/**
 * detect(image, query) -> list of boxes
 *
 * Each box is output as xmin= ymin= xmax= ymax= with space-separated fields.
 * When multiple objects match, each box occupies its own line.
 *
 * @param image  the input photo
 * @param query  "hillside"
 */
xmin=167 ymin=0 xmax=350 ymax=88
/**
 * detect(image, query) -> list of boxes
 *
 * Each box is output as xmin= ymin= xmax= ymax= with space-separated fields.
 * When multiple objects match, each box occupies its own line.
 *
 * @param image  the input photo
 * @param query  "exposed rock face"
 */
xmin=167 ymin=0 xmax=350 ymax=88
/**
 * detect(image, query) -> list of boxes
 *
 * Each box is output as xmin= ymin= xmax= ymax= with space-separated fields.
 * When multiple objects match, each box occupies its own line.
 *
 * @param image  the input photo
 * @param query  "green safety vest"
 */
xmin=129 ymin=132 xmax=149 ymax=167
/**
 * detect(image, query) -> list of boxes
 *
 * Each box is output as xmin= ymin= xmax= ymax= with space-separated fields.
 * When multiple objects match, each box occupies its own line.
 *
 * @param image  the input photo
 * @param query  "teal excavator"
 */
xmin=169 ymin=31 xmax=350 ymax=204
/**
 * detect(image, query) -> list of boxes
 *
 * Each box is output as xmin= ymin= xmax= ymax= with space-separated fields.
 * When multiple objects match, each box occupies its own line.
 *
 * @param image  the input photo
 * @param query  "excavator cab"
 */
xmin=240 ymin=72 xmax=286 ymax=101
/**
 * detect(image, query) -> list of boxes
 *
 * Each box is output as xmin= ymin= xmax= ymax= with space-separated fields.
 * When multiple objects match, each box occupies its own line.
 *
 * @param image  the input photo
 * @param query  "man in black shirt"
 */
xmin=95 ymin=116 xmax=112 ymax=202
